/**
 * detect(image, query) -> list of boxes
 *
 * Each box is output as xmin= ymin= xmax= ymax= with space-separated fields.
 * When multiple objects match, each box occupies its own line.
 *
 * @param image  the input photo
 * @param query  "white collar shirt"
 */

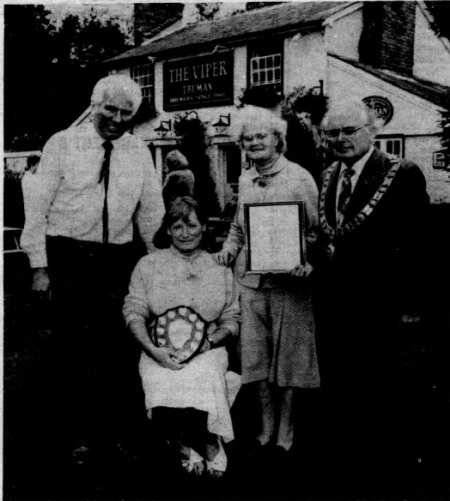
xmin=20 ymin=122 xmax=164 ymax=268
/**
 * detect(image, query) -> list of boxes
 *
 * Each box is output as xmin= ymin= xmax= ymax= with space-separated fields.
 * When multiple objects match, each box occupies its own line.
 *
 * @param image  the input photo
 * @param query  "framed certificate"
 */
xmin=244 ymin=201 xmax=306 ymax=274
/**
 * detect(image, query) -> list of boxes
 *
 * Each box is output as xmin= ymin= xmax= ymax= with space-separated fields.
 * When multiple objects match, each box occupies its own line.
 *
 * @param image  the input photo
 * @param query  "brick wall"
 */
xmin=359 ymin=1 xmax=416 ymax=76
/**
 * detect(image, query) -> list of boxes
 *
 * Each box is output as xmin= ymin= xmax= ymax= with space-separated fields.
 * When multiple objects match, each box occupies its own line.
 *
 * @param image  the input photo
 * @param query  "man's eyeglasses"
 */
xmin=324 ymin=125 xmax=368 ymax=139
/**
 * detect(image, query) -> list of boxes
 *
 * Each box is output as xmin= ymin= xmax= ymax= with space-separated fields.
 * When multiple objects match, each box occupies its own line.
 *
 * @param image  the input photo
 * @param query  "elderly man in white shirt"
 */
xmin=20 ymin=74 xmax=164 ymax=465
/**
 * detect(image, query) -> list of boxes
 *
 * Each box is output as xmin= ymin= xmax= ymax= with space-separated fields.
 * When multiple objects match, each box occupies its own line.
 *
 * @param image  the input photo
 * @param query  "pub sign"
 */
xmin=163 ymin=52 xmax=234 ymax=111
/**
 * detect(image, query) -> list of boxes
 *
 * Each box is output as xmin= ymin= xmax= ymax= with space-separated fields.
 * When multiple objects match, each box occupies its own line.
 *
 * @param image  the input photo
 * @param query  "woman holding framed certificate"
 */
xmin=215 ymin=106 xmax=320 ymax=456
xmin=124 ymin=197 xmax=240 ymax=478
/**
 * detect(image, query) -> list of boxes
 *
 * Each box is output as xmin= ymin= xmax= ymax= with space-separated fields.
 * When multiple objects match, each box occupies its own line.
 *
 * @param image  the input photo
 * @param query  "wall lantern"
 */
xmin=154 ymin=119 xmax=172 ymax=138
xmin=212 ymin=113 xmax=231 ymax=135
xmin=184 ymin=110 xmax=199 ymax=120
xmin=310 ymin=80 xmax=324 ymax=96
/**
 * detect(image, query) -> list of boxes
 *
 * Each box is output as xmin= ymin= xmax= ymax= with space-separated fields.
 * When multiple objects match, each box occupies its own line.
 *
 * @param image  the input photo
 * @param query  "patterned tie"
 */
xmin=98 ymin=141 xmax=113 ymax=243
xmin=337 ymin=166 xmax=355 ymax=219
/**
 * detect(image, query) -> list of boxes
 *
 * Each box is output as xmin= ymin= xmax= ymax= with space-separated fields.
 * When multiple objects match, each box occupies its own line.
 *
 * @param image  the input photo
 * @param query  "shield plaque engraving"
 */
xmin=151 ymin=306 xmax=208 ymax=363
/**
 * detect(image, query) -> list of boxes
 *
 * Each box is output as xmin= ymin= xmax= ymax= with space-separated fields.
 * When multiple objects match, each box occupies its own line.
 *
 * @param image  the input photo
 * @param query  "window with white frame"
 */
xmin=248 ymin=42 xmax=283 ymax=93
xmin=374 ymin=136 xmax=404 ymax=157
xmin=130 ymin=63 xmax=154 ymax=106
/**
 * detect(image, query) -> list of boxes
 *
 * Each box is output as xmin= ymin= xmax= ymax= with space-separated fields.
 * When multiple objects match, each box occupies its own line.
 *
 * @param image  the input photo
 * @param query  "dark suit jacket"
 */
xmin=316 ymin=148 xmax=429 ymax=387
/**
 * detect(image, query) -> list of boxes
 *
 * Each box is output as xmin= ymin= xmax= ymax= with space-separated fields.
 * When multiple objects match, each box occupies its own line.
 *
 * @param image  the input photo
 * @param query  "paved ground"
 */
xmin=4 ymin=205 xmax=450 ymax=501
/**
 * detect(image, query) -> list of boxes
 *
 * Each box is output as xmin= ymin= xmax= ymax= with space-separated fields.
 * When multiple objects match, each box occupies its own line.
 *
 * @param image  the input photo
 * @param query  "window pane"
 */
xmin=131 ymin=63 xmax=154 ymax=104
xmin=249 ymin=45 xmax=283 ymax=92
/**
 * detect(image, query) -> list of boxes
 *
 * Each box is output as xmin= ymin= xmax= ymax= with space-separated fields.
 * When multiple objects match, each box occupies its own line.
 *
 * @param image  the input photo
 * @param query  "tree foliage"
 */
xmin=194 ymin=3 xmax=221 ymax=21
xmin=4 ymin=5 xmax=131 ymax=151
xmin=439 ymin=96 xmax=450 ymax=168
xmin=425 ymin=2 xmax=450 ymax=41
xmin=426 ymin=2 xmax=450 ymax=166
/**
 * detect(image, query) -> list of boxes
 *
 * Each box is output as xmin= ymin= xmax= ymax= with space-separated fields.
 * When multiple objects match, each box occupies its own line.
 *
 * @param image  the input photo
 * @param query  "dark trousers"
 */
xmin=314 ymin=266 xmax=406 ymax=481
xmin=43 ymin=236 xmax=145 ymax=452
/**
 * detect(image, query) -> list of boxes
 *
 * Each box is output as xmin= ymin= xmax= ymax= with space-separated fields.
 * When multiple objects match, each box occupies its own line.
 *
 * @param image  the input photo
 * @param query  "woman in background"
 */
xmin=162 ymin=150 xmax=195 ymax=209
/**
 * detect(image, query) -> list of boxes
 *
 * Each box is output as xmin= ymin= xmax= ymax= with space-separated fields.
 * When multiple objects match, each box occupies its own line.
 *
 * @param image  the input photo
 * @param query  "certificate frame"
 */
xmin=244 ymin=201 xmax=306 ymax=274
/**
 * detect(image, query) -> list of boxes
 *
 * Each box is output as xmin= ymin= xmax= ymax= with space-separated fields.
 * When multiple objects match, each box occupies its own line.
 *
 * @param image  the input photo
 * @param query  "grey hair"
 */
xmin=322 ymin=99 xmax=382 ymax=134
xmin=232 ymin=105 xmax=288 ymax=154
xmin=91 ymin=74 xmax=143 ymax=114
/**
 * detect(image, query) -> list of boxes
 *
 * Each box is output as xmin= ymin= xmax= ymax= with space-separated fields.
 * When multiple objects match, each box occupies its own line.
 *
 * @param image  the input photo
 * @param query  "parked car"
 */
xmin=3 ymin=227 xmax=29 ymax=296
xmin=4 ymin=227 xmax=53 ymax=342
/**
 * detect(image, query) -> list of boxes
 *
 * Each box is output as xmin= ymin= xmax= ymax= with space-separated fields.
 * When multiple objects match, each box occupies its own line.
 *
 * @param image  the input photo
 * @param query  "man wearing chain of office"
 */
xmin=314 ymin=99 xmax=429 ymax=480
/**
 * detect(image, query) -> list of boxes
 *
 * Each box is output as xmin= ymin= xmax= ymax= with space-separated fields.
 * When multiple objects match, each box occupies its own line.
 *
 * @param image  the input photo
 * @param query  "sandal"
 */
xmin=206 ymin=439 xmax=227 ymax=478
xmin=180 ymin=447 xmax=205 ymax=476
xmin=71 ymin=442 xmax=91 ymax=466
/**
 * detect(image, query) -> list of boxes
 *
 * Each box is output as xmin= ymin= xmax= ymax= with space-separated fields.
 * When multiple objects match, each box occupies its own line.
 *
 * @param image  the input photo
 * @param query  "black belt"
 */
xmin=47 ymin=235 xmax=134 ymax=258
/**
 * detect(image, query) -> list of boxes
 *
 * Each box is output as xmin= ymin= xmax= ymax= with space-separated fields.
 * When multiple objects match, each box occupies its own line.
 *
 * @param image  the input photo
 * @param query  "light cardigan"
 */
xmin=123 ymin=247 xmax=240 ymax=336
xmin=222 ymin=154 xmax=319 ymax=289
xmin=123 ymin=247 xmax=241 ymax=442
xmin=20 ymin=122 xmax=164 ymax=268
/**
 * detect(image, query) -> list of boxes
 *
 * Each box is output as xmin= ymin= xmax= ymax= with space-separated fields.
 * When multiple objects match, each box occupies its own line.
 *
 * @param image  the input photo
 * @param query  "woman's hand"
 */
xmin=200 ymin=326 xmax=231 ymax=353
xmin=289 ymin=262 xmax=314 ymax=279
xmin=213 ymin=249 xmax=235 ymax=267
xmin=151 ymin=346 xmax=183 ymax=370
xmin=32 ymin=267 xmax=51 ymax=294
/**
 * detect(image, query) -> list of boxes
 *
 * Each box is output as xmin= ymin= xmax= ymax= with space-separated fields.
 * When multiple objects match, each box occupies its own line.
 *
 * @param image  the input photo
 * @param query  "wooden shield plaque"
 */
xmin=150 ymin=306 xmax=209 ymax=363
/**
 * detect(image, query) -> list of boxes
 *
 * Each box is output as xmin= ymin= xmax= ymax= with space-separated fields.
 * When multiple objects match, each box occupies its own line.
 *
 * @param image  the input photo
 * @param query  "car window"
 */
xmin=3 ymin=228 xmax=22 ymax=253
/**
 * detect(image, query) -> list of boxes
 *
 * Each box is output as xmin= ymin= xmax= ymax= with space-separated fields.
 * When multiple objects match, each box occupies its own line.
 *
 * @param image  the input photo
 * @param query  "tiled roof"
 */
xmin=105 ymin=2 xmax=348 ymax=65
xmin=143 ymin=15 xmax=182 ymax=40
xmin=330 ymin=53 xmax=450 ymax=108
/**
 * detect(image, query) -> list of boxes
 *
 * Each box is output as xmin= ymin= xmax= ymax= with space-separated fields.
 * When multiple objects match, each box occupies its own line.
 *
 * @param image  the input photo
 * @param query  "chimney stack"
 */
xmin=359 ymin=1 xmax=416 ymax=76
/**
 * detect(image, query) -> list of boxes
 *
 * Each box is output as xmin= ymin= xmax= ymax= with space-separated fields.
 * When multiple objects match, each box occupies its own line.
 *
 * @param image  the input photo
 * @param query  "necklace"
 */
xmin=319 ymin=153 xmax=401 ymax=257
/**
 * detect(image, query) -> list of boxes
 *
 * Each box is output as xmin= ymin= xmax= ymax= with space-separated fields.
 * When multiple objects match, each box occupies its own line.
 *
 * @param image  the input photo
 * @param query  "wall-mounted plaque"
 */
xmin=433 ymin=150 xmax=447 ymax=170
xmin=363 ymin=95 xmax=394 ymax=125
xmin=163 ymin=52 xmax=234 ymax=111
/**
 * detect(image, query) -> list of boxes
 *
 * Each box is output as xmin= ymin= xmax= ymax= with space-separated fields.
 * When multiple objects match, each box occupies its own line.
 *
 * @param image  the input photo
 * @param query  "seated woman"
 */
xmin=123 ymin=196 xmax=240 ymax=478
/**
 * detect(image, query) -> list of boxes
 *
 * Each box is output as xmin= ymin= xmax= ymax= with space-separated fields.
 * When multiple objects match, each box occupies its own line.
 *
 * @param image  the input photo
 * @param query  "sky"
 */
xmin=47 ymin=2 xmax=134 ymax=27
